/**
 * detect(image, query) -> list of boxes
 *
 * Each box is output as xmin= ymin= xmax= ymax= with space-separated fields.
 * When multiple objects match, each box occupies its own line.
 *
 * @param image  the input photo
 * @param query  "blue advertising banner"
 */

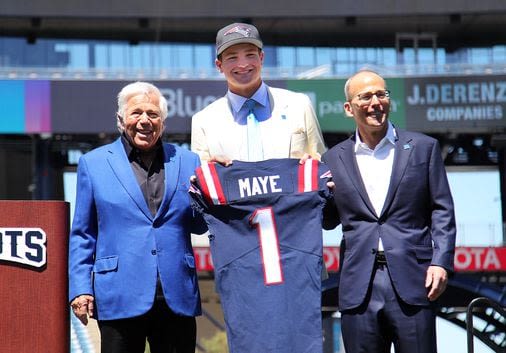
xmin=1 ymin=76 xmax=506 ymax=135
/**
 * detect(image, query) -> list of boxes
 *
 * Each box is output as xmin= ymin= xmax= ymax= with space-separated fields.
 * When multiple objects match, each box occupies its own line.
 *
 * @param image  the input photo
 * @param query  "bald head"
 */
xmin=344 ymin=70 xmax=386 ymax=101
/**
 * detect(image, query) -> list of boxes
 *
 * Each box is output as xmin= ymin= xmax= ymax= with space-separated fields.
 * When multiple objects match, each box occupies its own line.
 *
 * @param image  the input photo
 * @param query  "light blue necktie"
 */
xmin=245 ymin=99 xmax=263 ymax=161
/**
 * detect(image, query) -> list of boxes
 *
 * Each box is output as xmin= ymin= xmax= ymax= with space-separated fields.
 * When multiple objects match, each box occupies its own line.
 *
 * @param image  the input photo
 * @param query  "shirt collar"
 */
xmin=227 ymin=81 xmax=269 ymax=113
xmin=354 ymin=121 xmax=397 ymax=152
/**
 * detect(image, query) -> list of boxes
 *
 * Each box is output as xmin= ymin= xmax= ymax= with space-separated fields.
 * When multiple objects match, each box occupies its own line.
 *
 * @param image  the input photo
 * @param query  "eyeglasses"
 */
xmin=125 ymin=111 xmax=161 ymax=121
xmin=353 ymin=90 xmax=390 ymax=104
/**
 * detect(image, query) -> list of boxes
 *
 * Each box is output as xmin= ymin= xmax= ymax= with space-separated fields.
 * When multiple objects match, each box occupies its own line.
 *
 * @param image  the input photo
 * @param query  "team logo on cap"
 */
xmin=224 ymin=25 xmax=252 ymax=38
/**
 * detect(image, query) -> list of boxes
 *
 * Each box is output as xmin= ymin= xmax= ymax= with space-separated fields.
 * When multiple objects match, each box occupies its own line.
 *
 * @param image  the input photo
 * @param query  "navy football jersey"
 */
xmin=190 ymin=158 xmax=332 ymax=353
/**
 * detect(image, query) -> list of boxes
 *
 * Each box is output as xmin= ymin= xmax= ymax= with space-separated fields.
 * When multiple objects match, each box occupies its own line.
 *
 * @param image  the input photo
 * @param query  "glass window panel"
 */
xmin=296 ymin=47 xmax=315 ymax=67
xmin=276 ymin=47 xmax=296 ymax=67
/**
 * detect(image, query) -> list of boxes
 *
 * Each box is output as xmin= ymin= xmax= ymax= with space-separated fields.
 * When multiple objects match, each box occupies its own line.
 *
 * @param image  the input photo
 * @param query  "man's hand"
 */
xmin=298 ymin=153 xmax=335 ymax=191
xmin=298 ymin=153 xmax=311 ymax=164
xmin=425 ymin=265 xmax=448 ymax=301
xmin=210 ymin=155 xmax=233 ymax=167
xmin=70 ymin=294 xmax=95 ymax=325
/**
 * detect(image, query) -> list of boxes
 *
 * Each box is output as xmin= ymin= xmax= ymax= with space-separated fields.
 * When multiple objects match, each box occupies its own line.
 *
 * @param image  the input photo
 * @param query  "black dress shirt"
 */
xmin=121 ymin=134 xmax=166 ymax=301
xmin=121 ymin=134 xmax=165 ymax=217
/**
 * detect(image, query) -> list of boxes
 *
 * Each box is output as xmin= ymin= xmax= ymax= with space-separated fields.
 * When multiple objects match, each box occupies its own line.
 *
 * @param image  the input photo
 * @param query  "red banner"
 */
xmin=193 ymin=246 xmax=506 ymax=273
xmin=454 ymin=246 xmax=506 ymax=272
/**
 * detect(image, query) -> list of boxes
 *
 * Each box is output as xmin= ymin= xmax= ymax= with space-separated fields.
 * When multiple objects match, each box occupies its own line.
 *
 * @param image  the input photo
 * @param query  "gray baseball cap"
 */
xmin=216 ymin=23 xmax=263 ymax=57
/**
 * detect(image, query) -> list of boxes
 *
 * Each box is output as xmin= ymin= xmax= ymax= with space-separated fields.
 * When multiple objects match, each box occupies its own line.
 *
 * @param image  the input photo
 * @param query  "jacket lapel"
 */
xmin=218 ymin=97 xmax=248 ymax=160
xmin=155 ymin=143 xmax=179 ymax=219
xmin=339 ymin=137 xmax=377 ymax=216
xmin=263 ymin=88 xmax=290 ymax=157
xmin=107 ymin=138 xmax=152 ymax=220
xmin=380 ymin=131 xmax=413 ymax=216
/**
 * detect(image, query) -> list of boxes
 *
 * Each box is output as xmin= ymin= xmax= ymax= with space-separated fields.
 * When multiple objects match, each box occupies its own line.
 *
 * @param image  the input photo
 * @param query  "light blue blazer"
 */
xmin=68 ymin=138 xmax=207 ymax=320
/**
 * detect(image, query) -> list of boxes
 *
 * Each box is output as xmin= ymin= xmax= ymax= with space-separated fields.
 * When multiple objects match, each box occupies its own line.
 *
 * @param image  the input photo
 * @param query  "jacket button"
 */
xmin=371 ymin=249 xmax=377 ymax=254
xmin=151 ymin=249 xmax=157 ymax=255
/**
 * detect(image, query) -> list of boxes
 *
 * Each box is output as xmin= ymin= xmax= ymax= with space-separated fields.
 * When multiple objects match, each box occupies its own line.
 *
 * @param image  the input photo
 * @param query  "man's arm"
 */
xmin=426 ymin=139 xmax=456 ymax=300
xmin=428 ymin=139 xmax=457 ymax=271
xmin=302 ymin=94 xmax=326 ymax=160
xmin=68 ymin=157 xmax=98 ymax=323
xmin=190 ymin=112 xmax=212 ymax=161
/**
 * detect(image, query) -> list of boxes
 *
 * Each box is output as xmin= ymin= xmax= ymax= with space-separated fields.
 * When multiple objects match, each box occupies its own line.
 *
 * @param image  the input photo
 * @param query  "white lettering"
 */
xmin=454 ymin=247 xmax=502 ymax=271
xmin=496 ymin=105 xmax=503 ymax=119
xmin=160 ymin=88 xmax=218 ymax=118
xmin=454 ymin=84 xmax=467 ymax=104
xmin=471 ymin=248 xmax=486 ymax=268
xmin=237 ymin=176 xmax=283 ymax=198
xmin=455 ymin=248 xmax=472 ymax=270
xmin=481 ymin=82 xmax=495 ymax=103
xmin=0 ymin=228 xmax=46 ymax=268
xmin=410 ymin=81 xmax=506 ymax=106
xmin=323 ymin=247 xmax=340 ymax=271
xmin=426 ymin=84 xmax=439 ymax=104
xmin=497 ymin=82 xmax=506 ymax=102
xmin=483 ymin=248 xmax=501 ymax=269
xmin=407 ymin=84 xmax=421 ymax=105
xmin=269 ymin=175 xmax=282 ymax=193
xmin=251 ymin=178 xmax=262 ymax=196
xmin=441 ymin=84 xmax=452 ymax=104
xmin=193 ymin=247 xmax=210 ymax=269
xmin=427 ymin=105 xmax=503 ymax=121
xmin=318 ymin=101 xmax=344 ymax=117
xmin=468 ymin=83 xmax=480 ymax=103
xmin=257 ymin=176 xmax=270 ymax=194
xmin=238 ymin=178 xmax=251 ymax=198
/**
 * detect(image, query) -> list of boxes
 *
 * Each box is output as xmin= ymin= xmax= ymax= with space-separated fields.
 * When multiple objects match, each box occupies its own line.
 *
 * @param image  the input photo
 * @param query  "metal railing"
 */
xmin=466 ymin=297 xmax=506 ymax=353
xmin=1 ymin=63 xmax=506 ymax=81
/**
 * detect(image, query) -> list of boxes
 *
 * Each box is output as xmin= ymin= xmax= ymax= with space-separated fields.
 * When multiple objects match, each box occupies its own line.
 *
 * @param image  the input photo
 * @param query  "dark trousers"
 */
xmin=341 ymin=263 xmax=437 ymax=353
xmin=98 ymin=299 xmax=196 ymax=353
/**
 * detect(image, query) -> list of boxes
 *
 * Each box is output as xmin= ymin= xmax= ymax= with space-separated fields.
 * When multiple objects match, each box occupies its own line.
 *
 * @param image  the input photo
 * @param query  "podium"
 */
xmin=0 ymin=201 xmax=70 ymax=353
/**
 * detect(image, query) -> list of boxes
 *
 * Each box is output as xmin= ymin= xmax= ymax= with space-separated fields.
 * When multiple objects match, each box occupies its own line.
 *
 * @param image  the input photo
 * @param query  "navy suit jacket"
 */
xmin=322 ymin=129 xmax=456 ymax=310
xmin=68 ymin=138 xmax=207 ymax=320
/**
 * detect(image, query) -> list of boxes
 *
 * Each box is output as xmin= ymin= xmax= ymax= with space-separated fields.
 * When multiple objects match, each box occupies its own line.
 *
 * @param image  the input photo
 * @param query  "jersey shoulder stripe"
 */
xmin=197 ymin=162 xmax=227 ymax=205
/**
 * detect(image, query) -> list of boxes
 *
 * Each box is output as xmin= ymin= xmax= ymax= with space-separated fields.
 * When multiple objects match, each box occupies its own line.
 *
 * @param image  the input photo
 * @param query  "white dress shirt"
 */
xmin=355 ymin=122 xmax=397 ymax=251
xmin=227 ymin=83 xmax=270 ymax=161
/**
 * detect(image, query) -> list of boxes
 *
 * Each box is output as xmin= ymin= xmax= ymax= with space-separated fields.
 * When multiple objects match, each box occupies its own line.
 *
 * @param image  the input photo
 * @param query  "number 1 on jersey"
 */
xmin=250 ymin=207 xmax=284 ymax=285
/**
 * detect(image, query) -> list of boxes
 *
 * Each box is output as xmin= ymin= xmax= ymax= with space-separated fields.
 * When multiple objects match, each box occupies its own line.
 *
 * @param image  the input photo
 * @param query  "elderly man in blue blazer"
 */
xmin=323 ymin=70 xmax=456 ymax=353
xmin=69 ymin=81 xmax=207 ymax=353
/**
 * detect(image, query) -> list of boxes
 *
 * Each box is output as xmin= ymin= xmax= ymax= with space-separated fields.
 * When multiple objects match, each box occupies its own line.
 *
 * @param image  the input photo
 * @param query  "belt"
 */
xmin=376 ymin=251 xmax=387 ymax=265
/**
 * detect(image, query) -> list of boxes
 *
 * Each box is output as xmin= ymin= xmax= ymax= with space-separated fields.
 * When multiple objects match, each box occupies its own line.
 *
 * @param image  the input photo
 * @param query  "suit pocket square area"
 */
xmin=414 ymin=246 xmax=433 ymax=260
xmin=93 ymin=255 xmax=119 ymax=273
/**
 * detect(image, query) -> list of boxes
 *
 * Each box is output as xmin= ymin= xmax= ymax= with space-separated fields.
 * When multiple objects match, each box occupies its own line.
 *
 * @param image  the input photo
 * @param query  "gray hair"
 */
xmin=116 ymin=81 xmax=169 ymax=132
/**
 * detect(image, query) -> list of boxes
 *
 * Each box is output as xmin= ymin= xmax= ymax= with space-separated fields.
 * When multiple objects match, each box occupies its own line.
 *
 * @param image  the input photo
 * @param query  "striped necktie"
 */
xmin=245 ymin=99 xmax=263 ymax=161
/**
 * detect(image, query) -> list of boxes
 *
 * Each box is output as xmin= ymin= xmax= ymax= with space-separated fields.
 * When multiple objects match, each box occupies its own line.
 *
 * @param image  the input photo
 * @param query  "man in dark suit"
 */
xmin=322 ymin=70 xmax=456 ymax=353
xmin=68 ymin=81 xmax=207 ymax=353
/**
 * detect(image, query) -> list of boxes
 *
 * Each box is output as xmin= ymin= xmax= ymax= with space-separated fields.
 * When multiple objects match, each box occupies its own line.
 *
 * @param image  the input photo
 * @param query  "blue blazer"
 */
xmin=322 ymin=129 xmax=456 ymax=310
xmin=68 ymin=138 xmax=207 ymax=320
